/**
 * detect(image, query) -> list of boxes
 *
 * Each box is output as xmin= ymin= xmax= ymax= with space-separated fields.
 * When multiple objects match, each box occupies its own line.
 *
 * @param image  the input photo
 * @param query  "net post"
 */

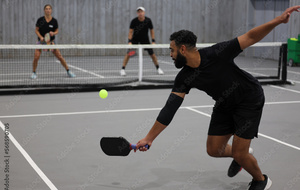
xmin=277 ymin=44 xmax=282 ymax=79
xmin=281 ymin=43 xmax=287 ymax=83
xmin=138 ymin=46 xmax=143 ymax=82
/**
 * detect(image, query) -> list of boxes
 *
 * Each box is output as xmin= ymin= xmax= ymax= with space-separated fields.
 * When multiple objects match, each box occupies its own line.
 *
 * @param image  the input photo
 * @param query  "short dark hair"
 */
xmin=169 ymin=30 xmax=197 ymax=49
xmin=44 ymin=4 xmax=52 ymax=10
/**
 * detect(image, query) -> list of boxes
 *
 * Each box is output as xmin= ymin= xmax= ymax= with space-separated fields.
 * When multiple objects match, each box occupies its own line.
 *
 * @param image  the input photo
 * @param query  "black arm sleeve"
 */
xmin=156 ymin=93 xmax=184 ymax=126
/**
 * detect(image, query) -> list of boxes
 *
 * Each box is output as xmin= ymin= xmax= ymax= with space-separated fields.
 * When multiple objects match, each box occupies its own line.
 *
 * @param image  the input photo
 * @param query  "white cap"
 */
xmin=136 ymin=7 xmax=145 ymax=11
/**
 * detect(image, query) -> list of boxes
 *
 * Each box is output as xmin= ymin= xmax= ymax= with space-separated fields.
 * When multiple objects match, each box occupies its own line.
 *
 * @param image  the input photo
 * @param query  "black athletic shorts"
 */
xmin=128 ymin=40 xmax=154 ymax=55
xmin=208 ymin=93 xmax=265 ymax=139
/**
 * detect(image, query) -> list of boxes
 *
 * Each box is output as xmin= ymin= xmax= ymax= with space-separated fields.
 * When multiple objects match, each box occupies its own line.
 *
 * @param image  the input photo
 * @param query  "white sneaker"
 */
xmin=67 ymin=70 xmax=76 ymax=78
xmin=249 ymin=147 xmax=254 ymax=155
xmin=157 ymin=68 xmax=164 ymax=75
xmin=31 ymin=72 xmax=37 ymax=79
xmin=120 ymin=69 xmax=126 ymax=76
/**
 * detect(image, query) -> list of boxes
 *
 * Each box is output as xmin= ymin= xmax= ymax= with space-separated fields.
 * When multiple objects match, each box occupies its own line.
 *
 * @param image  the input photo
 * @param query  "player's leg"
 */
xmin=31 ymin=49 xmax=42 ymax=79
xmin=52 ymin=49 xmax=75 ymax=77
xmin=149 ymin=51 xmax=158 ymax=66
xmin=231 ymin=94 xmax=271 ymax=188
xmin=206 ymin=134 xmax=232 ymax=157
xmin=142 ymin=40 xmax=164 ymax=75
xmin=149 ymin=53 xmax=163 ymax=75
xmin=149 ymin=53 xmax=164 ymax=75
xmin=228 ymin=93 xmax=264 ymax=177
xmin=120 ymin=40 xmax=138 ymax=76
xmin=52 ymin=49 xmax=68 ymax=69
xmin=232 ymin=136 xmax=271 ymax=189
xmin=206 ymin=107 xmax=235 ymax=157
xmin=232 ymin=135 xmax=263 ymax=180
xmin=120 ymin=53 xmax=130 ymax=76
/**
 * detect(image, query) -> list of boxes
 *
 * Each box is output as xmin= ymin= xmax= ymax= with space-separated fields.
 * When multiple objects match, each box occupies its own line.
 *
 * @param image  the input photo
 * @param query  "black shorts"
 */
xmin=208 ymin=93 xmax=265 ymax=139
xmin=128 ymin=40 xmax=154 ymax=55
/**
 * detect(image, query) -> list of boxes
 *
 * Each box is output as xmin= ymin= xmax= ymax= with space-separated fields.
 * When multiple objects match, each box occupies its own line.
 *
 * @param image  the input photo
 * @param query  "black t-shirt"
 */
xmin=130 ymin=17 xmax=153 ymax=42
xmin=36 ymin=16 xmax=58 ymax=41
xmin=172 ymin=38 xmax=263 ymax=109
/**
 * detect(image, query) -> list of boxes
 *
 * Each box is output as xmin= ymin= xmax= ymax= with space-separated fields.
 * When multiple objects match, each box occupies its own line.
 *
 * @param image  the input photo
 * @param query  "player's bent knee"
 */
xmin=206 ymin=147 xmax=222 ymax=157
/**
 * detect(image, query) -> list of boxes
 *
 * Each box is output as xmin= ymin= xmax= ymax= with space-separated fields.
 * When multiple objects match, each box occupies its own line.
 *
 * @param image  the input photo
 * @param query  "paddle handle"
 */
xmin=130 ymin=144 xmax=149 ymax=150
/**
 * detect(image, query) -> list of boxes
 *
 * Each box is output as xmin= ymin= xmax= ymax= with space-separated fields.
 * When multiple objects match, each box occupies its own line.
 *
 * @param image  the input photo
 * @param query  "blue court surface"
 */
xmin=1 ymin=64 xmax=300 ymax=190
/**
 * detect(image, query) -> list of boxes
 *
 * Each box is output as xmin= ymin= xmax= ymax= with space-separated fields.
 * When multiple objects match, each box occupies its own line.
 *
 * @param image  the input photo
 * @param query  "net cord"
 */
xmin=0 ymin=42 xmax=284 ymax=49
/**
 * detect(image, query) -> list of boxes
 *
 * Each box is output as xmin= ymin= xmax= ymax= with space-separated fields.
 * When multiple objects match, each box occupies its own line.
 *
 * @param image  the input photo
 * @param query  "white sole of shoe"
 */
xmin=265 ymin=178 xmax=272 ymax=189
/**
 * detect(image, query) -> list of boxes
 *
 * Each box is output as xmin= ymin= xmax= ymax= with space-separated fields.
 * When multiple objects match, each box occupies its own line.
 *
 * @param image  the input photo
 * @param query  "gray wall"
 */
xmin=0 ymin=0 xmax=299 ymax=45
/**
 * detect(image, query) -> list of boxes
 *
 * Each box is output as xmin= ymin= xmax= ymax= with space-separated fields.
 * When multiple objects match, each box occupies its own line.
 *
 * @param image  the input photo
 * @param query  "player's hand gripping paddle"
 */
xmin=100 ymin=137 xmax=149 ymax=156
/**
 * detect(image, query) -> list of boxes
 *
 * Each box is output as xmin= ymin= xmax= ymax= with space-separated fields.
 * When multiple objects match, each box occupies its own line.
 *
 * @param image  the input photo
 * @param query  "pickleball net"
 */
xmin=0 ymin=43 xmax=290 ymax=91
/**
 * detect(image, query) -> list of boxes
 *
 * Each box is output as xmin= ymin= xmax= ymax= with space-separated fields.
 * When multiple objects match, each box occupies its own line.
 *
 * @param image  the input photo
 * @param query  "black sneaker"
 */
xmin=227 ymin=147 xmax=254 ymax=177
xmin=227 ymin=160 xmax=242 ymax=177
xmin=248 ymin=174 xmax=272 ymax=190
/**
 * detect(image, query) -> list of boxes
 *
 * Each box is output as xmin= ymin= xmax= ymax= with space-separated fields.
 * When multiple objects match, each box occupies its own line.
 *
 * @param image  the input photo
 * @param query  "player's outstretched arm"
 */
xmin=135 ymin=120 xmax=167 ymax=152
xmin=238 ymin=5 xmax=300 ymax=50
xmin=136 ymin=92 xmax=185 ymax=151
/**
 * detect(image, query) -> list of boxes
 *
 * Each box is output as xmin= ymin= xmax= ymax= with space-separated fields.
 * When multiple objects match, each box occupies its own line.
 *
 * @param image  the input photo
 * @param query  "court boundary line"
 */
xmin=185 ymin=107 xmax=300 ymax=151
xmin=1 ymin=100 xmax=300 ymax=119
xmin=0 ymin=121 xmax=58 ymax=190
xmin=290 ymin=80 xmax=300 ymax=84
xmin=270 ymin=85 xmax=300 ymax=94
xmin=66 ymin=63 xmax=105 ymax=78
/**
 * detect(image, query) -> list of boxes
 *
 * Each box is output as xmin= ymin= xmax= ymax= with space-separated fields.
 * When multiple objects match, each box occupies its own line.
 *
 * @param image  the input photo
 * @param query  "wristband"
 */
xmin=152 ymin=39 xmax=156 ymax=42
xmin=128 ymin=39 xmax=132 ymax=43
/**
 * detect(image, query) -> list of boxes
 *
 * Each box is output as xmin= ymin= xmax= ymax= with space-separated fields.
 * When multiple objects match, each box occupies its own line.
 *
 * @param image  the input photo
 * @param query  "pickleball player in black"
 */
xmin=120 ymin=6 xmax=164 ymax=76
xmin=135 ymin=5 xmax=300 ymax=190
xmin=31 ymin=4 xmax=75 ymax=79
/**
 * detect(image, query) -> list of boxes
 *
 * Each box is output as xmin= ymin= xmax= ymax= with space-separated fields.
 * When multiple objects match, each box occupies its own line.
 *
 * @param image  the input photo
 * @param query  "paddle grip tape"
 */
xmin=157 ymin=93 xmax=183 ymax=126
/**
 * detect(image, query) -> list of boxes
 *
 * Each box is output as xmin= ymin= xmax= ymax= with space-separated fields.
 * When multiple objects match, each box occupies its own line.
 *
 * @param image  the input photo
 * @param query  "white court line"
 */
xmin=265 ymin=100 xmax=300 ymax=105
xmin=1 ymin=100 xmax=300 ymax=119
xmin=258 ymin=133 xmax=300 ymax=151
xmin=0 ymin=121 xmax=58 ymax=190
xmin=288 ymin=70 xmax=300 ymax=75
xmin=246 ymin=71 xmax=267 ymax=76
xmin=62 ymin=61 xmax=104 ymax=78
xmin=185 ymin=107 xmax=300 ymax=151
xmin=0 ymin=105 xmax=216 ymax=119
xmin=0 ymin=75 xmax=176 ymax=83
xmin=0 ymin=69 xmax=179 ymax=76
xmin=0 ymin=72 xmax=67 ymax=76
xmin=1 ymin=101 xmax=299 ymax=152
xmin=243 ymin=70 xmax=300 ymax=89
xmin=157 ymin=59 xmax=173 ymax=66
xmin=289 ymin=80 xmax=300 ymax=84
xmin=270 ymin=85 xmax=300 ymax=94
xmin=0 ymin=107 xmax=163 ymax=119
xmin=185 ymin=107 xmax=211 ymax=117
xmin=242 ymin=68 xmax=277 ymax=71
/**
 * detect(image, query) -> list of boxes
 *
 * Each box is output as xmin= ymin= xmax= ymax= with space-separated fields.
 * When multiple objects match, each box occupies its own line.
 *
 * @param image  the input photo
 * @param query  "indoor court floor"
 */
xmin=1 ymin=66 xmax=300 ymax=190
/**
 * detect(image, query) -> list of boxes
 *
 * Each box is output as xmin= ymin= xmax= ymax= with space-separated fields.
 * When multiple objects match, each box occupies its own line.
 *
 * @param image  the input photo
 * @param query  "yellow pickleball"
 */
xmin=99 ymin=89 xmax=108 ymax=99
